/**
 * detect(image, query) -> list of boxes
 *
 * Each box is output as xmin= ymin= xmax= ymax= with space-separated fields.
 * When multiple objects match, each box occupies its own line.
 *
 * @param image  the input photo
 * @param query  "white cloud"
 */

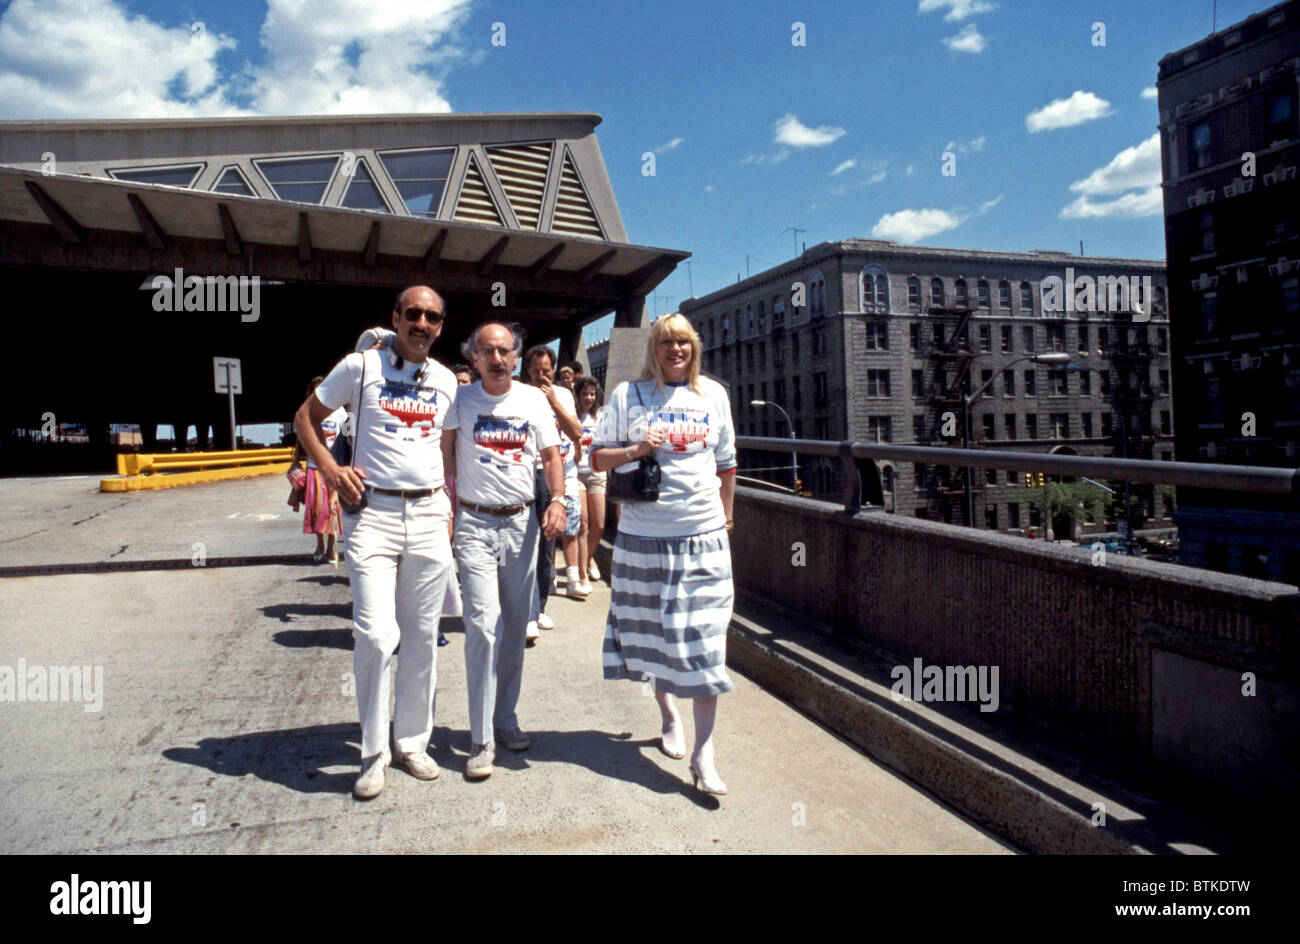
xmin=655 ymin=137 xmax=684 ymax=153
xmin=831 ymin=158 xmax=857 ymax=175
xmin=1058 ymin=134 xmax=1162 ymax=219
xmin=1059 ymin=189 xmax=1162 ymax=219
xmin=869 ymin=170 xmax=887 ymax=184
xmin=905 ymin=164 xmax=916 ymax=175
xmin=919 ymin=0 xmax=997 ymax=21
xmin=944 ymin=136 xmax=986 ymax=153
xmin=872 ymin=207 xmax=965 ymax=243
xmin=704 ymin=184 xmax=715 ymax=193
xmin=1025 ymin=90 xmax=1113 ymax=132
xmin=1141 ymin=86 xmax=1158 ymax=100
xmin=978 ymin=194 xmax=1003 ymax=213
xmin=1068 ymin=134 xmax=1161 ymax=195
xmin=0 ymin=0 xmax=474 ymax=119
xmin=774 ymin=113 xmax=846 ymax=148
xmin=942 ymin=24 xmax=987 ymax=53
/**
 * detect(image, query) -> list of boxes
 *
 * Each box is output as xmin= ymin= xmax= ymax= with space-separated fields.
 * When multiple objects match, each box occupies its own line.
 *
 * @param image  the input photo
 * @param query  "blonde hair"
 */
xmin=641 ymin=313 xmax=702 ymax=394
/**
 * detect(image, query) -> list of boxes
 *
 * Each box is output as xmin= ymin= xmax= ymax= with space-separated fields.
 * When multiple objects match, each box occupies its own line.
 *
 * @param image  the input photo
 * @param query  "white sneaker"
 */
xmin=566 ymin=566 xmax=589 ymax=599
xmin=588 ymin=561 xmax=600 ymax=581
xmin=578 ymin=579 xmax=593 ymax=595
xmin=537 ymin=612 xmax=554 ymax=630
xmin=353 ymin=754 xmax=387 ymax=799
xmin=525 ymin=620 xmax=539 ymax=645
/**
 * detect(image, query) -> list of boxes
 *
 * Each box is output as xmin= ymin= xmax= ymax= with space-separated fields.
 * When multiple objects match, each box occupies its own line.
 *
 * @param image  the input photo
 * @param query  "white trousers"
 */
xmin=341 ymin=489 xmax=452 ymax=761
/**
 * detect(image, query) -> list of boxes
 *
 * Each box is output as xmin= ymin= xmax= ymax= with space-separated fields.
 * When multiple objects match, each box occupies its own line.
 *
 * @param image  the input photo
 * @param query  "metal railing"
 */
xmin=734 ymin=436 xmax=1300 ymax=516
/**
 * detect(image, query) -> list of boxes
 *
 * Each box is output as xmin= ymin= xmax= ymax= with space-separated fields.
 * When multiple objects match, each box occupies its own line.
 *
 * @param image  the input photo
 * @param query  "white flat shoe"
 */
xmin=689 ymin=763 xmax=727 ymax=796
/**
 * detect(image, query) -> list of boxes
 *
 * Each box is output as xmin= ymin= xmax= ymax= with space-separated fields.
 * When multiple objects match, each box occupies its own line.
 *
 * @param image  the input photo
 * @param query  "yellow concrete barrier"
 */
xmin=102 ymin=448 xmax=295 ymax=492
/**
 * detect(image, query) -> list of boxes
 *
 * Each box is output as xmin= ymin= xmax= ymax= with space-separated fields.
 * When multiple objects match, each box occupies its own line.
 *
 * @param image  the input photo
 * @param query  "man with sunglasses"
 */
xmin=294 ymin=285 xmax=458 ymax=800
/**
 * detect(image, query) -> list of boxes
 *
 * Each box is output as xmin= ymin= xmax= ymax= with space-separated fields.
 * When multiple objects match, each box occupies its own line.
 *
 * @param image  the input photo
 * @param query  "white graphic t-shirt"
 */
xmin=532 ymin=385 xmax=580 ymax=494
xmin=306 ymin=406 xmax=348 ymax=469
xmin=593 ymin=377 xmax=736 ymax=537
xmin=314 ymin=349 xmax=457 ymax=491
xmin=578 ymin=409 xmax=603 ymax=475
xmin=445 ymin=381 xmax=561 ymax=507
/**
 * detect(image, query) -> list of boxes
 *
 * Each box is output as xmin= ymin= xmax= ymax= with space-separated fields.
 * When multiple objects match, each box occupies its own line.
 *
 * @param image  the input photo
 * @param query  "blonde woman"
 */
xmin=590 ymin=314 xmax=737 ymax=795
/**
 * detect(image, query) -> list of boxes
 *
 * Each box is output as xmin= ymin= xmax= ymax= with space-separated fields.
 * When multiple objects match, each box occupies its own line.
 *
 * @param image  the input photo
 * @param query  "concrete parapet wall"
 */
xmin=732 ymin=487 xmax=1300 ymax=804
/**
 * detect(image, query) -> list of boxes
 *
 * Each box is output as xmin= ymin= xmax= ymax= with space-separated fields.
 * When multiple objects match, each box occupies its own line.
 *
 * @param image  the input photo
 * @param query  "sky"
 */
xmin=0 ymin=0 xmax=1263 ymax=361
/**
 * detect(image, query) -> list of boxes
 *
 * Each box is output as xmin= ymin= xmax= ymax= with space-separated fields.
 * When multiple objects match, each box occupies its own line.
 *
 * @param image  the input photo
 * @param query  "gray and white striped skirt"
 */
xmin=602 ymin=528 xmax=735 ymax=698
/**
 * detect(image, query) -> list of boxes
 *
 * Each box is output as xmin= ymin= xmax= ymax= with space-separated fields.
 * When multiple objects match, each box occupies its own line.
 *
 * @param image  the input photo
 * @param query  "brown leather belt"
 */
xmin=459 ymin=499 xmax=527 ymax=517
xmin=367 ymin=485 xmax=442 ymax=499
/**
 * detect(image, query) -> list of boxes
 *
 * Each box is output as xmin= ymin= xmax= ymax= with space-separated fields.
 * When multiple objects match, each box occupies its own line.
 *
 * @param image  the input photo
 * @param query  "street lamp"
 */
xmin=751 ymin=399 xmax=798 ymax=493
xmin=1064 ymin=360 xmax=1134 ymax=547
xmin=962 ymin=352 xmax=1072 ymax=529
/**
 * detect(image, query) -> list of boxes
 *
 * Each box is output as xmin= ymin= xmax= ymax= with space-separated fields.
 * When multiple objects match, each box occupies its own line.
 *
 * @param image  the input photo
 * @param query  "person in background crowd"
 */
xmin=573 ymin=376 xmax=605 ymax=592
xmin=296 ymin=285 xmax=457 ymax=800
xmin=442 ymin=322 xmax=565 ymax=779
xmin=523 ymin=346 xmax=585 ymax=645
xmin=591 ymin=313 xmax=737 ymax=796
xmin=452 ymin=364 xmax=474 ymax=386
xmin=296 ymin=376 xmax=343 ymax=564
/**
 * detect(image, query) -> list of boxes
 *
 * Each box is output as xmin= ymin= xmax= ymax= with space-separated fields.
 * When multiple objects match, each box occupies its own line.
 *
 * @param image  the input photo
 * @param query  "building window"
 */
xmin=1101 ymin=412 xmax=1112 ymax=437
xmin=747 ymin=344 xmax=755 ymax=370
xmin=986 ymin=467 xmax=998 ymax=485
xmin=1005 ymin=414 xmax=1017 ymax=439
xmin=1051 ymin=413 xmax=1069 ymax=438
xmin=1160 ymin=410 xmax=1172 ymax=435
xmin=1020 ymin=281 xmax=1032 ymax=312
xmin=985 ymin=505 xmax=998 ymax=529
xmin=1079 ymin=370 xmax=1091 ymax=396
xmin=979 ymin=324 xmax=992 ymax=352
xmin=955 ymin=279 xmax=968 ymax=307
xmin=933 ymin=323 xmax=945 ymax=347
xmin=1190 ymin=120 xmax=1211 ymax=170
xmin=774 ymin=338 xmax=784 ymax=366
xmin=1082 ymin=413 xmax=1094 ymax=438
xmin=1047 ymin=323 xmax=1065 ymax=352
xmin=791 ymin=331 xmax=800 ymax=361
xmin=907 ymin=277 xmax=920 ymax=308
xmin=793 ymin=376 xmax=802 ymax=409
xmin=813 ymin=372 xmax=828 ymax=408
xmin=814 ymin=418 xmax=829 ymax=439
xmin=759 ymin=341 xmax=766 ymax=367
xmin=998 ymin=280 xmax=1011 ymax=309
xmin=757 ymin=300 xmax=766 ymax=333
xmin=1078 ymin=325 xmax=1089 ymax=353
xmin=1202 ymin=292 xmax=1219 ymax=337
xmin=1024 ymin=369 xmax=1036 ymax=396
xmin=340 ymin=158 xmax=390 ymax=211
xmin=774 ymin=379 xmax=785 ymax=404
xmin=253 ymin=155 xmax=340 ymax=204
xmin=1022 ymin=325 xmax=1034 ymax=351
xmin=760 ymin=381 xmax=767 ymax=402
xmin=721 ymin=312 xmax=730 ymax=340
xmin=913 ymin=415 xmax=926 ymax=441
xmin=1198 ymin=209 xmax=1215 ymax=253
xmin=812 ymin=326 xmax=827 ymax=356
xmin=866 ymin=370 xmax=891 ymax=397
xmin=1157 ymin=327 xmax=1168 ymax=353
xmin=930 ymin=277 xmax=944 ymax=306
xmin=212 ymin=166 xmax=253 ymax=195
xmin=858 ymin=269 xmax=889 ymax=312
xmin=1282 ymin=277 xmax=1299 ymax=315
xmin=1158 ymin=369 xmax=1169 ymax=394
xmin=1100 ymin=371 xmax=1111 ymax=396
xmin=910 ymin=323 xmax=921 ymax=350
xmin=1026 ymin=414 xmax=1038 ymax=439
xmin=772 ymin=296 xmax=784 ymax=326
xmin=868 ymin=416 xmax=891 ymax=443
xmin=980 ymin=368 xmax=993 ymax=397
xmin=1049 ymin=368 xmax=1068 ymax=395
xmin=1008 ymin=503 xmax=1021 ymax=528
xmin=982 ymin=414 xmax=995 ymax=440
xmin=809 ymin=272 xmax=828 ymax=318
xmin=1001 ymin=325 xmax=1013 ymax=353
xmin=865 ymin=321 xmax=888 ymax=350
xmin=912 ymin=370 xmax=925 ymax=398
xmin=1267 ymin=90 xmax=1297 ymax=143
xmin=977 ymin=280 xmax=990 ymax=308
xmin=1003 ymin=369 xmax=1016 ymax=396
xmin=746 ymin=303 xmax=755 ymax=335
xmin=377 ymin=147 xmax=455 ymax=217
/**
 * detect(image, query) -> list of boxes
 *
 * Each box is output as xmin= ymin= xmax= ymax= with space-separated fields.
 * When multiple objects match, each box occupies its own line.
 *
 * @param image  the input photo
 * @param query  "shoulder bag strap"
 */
xmin=350 ymin=350 xmax=368 ymax=469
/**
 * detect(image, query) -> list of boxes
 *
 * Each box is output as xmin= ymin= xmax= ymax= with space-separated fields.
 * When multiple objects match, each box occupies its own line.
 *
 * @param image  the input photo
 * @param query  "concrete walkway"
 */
xmin=0 ymin=475 xmax=1011 ymax=854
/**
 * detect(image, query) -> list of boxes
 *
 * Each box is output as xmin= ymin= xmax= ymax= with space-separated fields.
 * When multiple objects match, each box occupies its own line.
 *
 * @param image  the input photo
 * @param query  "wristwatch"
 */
xmin=624 ymin=445 xmax=637 ymax=460
xmin=548 ymin=496 xmax=566 ymax=506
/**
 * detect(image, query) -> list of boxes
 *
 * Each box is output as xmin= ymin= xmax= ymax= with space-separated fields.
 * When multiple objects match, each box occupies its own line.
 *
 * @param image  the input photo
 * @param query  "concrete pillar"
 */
xmin=604 ymin=295 xmax=650 ymax=395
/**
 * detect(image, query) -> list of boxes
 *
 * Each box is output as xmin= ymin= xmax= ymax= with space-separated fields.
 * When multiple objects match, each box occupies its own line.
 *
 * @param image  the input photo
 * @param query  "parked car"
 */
xmin=1077 ymin=536 xmax=1143 ymax=557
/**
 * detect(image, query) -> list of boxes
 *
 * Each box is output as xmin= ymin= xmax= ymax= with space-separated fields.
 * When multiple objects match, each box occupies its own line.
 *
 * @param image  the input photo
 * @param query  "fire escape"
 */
xmin=924 ymin=303 xmax=978 ymax=517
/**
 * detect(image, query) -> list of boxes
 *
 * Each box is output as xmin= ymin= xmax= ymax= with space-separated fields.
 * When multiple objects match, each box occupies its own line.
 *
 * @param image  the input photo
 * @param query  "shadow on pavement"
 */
xmin=273 ymin=628 xmax=354 ymax=649
xmin=262 ymin=602 xmax=352 ymax=623
xmin=163 ymin=724 xmax=360 ymax=795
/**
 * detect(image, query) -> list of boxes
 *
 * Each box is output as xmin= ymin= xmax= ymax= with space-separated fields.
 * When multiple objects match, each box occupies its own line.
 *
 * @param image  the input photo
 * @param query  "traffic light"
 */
xmin=1036 ymin=472 xmax=1046 ymax=488
xmin=1023 ymin=472 xmax=1033 ymax=488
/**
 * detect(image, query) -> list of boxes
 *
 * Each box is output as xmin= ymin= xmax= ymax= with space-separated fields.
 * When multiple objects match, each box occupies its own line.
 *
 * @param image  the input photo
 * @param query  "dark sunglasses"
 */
xmin=402 ymin=306 xmax=445 ymax=324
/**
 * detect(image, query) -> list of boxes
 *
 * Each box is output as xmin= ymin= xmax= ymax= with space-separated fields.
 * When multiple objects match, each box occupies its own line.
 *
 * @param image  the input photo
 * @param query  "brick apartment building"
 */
xmin=1156 ymin=0 xmax=1300 ymax=582
xmin=681 ymin=239 xmax=1174 ymax=535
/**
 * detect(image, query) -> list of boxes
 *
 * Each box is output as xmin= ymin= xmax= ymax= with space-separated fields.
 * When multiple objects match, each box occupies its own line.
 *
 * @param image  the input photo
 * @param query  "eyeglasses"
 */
xmin=402 ymin=307 xmax=445 ymax=325
xmin=475 ymin=345 xmax=516 ymax=358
